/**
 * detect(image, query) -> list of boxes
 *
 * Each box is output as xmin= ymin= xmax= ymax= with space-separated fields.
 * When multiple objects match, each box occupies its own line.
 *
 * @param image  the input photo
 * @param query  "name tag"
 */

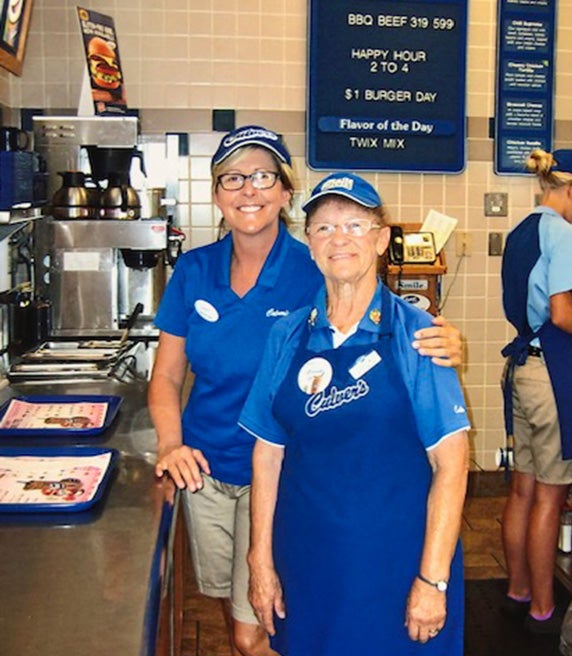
xmin=349 ymin=350 xmax=382 ymax=380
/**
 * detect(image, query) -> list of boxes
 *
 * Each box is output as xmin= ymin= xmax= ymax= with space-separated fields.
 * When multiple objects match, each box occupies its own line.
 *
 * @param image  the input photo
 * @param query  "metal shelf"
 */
xmin=0 ymin=208 xmax=46 ymax=242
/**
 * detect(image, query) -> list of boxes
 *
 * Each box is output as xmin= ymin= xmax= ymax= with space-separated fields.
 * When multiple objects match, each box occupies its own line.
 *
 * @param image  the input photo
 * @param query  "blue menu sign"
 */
xmin=307 ymin=1 xmax=468 ymax=173
xmin=495 ymin=0 xmax=556 ymax=174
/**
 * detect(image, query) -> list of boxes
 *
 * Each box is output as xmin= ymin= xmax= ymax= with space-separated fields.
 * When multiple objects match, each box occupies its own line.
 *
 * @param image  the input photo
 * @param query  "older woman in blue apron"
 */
xmin=240 ymin=173 xmax=470 ymax=655
xmin=500 ymin=149 xmax=572 ymax=635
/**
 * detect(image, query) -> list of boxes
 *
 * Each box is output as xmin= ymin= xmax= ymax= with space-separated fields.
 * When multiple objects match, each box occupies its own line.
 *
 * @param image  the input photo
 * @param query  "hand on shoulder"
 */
xmin=411 ymin=315 xmax=463 ymax=368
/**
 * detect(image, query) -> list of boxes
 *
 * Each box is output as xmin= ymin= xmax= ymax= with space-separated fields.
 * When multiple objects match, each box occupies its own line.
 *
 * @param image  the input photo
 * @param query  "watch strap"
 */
xmin=417 ymin=573 xmax=448 ymax=592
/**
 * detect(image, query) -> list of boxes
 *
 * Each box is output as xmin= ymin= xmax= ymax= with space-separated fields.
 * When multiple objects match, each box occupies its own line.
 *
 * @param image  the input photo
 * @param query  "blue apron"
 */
xmin=502 ymin=212 xmax=572 ymax=458
xmin=269 ymin=286 xmax=463 ymax=656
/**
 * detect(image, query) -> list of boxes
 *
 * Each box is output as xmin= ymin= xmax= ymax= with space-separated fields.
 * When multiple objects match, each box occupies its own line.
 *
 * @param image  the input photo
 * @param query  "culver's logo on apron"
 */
xmin=297 ymin=356 xmax=371 ymax=418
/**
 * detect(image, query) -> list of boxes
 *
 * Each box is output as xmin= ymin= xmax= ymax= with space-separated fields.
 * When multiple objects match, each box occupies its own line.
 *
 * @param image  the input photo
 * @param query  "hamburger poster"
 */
xmin=77 ymin=6 xmax=126 ymax=115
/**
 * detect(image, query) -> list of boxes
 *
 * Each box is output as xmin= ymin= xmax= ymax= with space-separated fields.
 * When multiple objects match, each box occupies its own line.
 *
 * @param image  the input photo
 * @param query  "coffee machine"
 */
xmin=32 ymin=116 xmax=173 ymax=337
xmin=32 ymin=116 xmax=140 ymax=200
xmin=34 ymin=219 xmax=168 ymax=336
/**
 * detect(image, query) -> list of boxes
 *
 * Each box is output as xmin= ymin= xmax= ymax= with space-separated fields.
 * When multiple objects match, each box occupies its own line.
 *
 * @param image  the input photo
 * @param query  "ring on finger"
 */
xmin=428 ymin=628 xmax=440 ymax=637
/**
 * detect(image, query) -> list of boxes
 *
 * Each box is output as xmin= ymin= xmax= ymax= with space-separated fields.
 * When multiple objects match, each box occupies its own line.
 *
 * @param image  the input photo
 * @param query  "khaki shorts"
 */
xmin=181 ymin=474 xmax=258 ymax=625
xmin=511 ymin=356 xmax=572 ymax=484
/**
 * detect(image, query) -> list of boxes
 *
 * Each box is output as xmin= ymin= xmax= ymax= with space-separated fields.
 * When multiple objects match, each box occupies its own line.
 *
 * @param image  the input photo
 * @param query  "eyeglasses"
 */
xmin=306 ymin=219 xmax=382 ymax=239
xmin=217 ymin=170 xmax=280 ymax=191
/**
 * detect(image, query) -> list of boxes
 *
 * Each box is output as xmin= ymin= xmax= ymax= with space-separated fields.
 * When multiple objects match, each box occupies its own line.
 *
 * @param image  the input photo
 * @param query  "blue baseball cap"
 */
xmin=211 ymin=125 xmax=292 ymax=168
xmin=551 ymin=150 xmax=572 ymax=174
xmin=302 ymin=172 xmax=382 ymax=213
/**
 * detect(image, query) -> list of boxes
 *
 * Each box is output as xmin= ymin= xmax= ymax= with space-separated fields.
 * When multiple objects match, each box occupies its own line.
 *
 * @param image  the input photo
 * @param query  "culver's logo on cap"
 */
xmin=223 ymin=127 xmax=280 ymax=148
xmin=320 ymin=177 xmax=355 ymax=192
xmin=301 ymin=171 xmax=382 ymax=212
xmin=212 ymin=124 xmax=291 ymax=167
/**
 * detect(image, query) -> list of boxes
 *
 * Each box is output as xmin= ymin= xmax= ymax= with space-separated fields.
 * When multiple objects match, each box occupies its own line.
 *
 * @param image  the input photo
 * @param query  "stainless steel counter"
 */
xmin=0 ymin=379 xmax=174 ymax=656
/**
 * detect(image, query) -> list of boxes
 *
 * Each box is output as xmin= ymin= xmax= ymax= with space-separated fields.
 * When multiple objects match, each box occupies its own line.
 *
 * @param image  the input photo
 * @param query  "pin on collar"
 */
xmin=308 ymin=307 xmax=318 ymax=327
xmin=369 ymin=309 xmax=381 ymax=325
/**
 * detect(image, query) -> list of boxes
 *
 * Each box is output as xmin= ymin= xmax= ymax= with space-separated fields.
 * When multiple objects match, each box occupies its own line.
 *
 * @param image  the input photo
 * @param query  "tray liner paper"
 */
xmin=0 ymin=452 xmax=113 ymax=506
xmin=0 ymin=399 xmax=108 ymax=430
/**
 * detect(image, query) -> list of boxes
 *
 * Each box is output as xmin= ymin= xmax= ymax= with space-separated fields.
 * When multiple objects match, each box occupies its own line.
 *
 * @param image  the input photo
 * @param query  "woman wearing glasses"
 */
xmin=149 ymin=128 xmax=463 ymax=656
xmin=240 ymin=173 xmax=470 ymax=656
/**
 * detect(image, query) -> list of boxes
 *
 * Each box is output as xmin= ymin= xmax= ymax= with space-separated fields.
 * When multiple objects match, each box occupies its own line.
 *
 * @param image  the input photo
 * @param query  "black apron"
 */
xmin=502 ymin=212 xmax=572 ymax=458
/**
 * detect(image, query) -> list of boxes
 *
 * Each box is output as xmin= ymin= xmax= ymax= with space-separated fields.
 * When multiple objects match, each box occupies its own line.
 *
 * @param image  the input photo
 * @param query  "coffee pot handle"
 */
xmin=120 ymin=185 xmax=129 ymax=212
xmin=132 ymin=149 xmax=147 ymax=177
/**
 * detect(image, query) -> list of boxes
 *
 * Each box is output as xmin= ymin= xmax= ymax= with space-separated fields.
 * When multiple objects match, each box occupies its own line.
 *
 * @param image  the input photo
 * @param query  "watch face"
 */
xmin=437 ymin=580 xmax=448 ymax=592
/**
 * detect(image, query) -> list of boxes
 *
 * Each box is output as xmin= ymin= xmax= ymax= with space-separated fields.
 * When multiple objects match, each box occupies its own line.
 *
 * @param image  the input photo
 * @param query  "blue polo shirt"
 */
xmin=527 ymin=206 xmax=572 ymax=332
xmin=239 ymin=281 xmax=470 ymax=449
xmin=154 ymin=223 xmax=323 ymax=485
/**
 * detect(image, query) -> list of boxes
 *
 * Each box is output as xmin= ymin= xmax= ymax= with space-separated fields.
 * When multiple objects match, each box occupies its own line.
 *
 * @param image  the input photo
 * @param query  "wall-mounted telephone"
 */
xmin=388 ymin=226 xmax=437 ymax=265
xmin=389 ymin=226 xmax=405 ymax=264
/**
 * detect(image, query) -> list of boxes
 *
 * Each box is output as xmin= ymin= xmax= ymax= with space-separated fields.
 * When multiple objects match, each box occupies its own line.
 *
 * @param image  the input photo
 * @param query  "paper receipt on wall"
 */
xmin=421 ymin=210 xmax=458 ymax=254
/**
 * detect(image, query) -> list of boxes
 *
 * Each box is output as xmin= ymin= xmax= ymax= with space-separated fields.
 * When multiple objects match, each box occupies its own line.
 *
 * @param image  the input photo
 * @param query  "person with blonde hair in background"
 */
xmin=501 ymin=148 xmax=572 ymax=635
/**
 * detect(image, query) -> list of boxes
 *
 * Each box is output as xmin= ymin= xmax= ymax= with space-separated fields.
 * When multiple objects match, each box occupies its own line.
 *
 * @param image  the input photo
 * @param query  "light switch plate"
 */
xmin=484 ymin=193 xmax=508 ymax=217
xmin=488 ymin=232 xmax=504 ymax=256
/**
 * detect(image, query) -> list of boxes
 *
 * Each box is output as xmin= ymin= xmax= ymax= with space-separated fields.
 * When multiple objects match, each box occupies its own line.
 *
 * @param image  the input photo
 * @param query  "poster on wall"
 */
xmin=0 ymin=0 xmax=34 ymax=76
xmin=76 ymin=6 xmax=127 ymax=116
xmin=494 ymin=0 xmax=556 ymax=175
xmin=307 ymin=0 xmax=468 ymax=173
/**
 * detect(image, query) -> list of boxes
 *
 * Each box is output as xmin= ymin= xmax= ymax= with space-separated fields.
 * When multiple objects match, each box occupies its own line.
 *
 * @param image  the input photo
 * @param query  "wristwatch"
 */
xmin=417 ymin=573 xmax=449 ymax=592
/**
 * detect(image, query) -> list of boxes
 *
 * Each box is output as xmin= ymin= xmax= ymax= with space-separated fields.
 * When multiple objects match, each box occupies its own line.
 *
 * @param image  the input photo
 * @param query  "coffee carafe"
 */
xmin=51 ymin=171 xmax=100 ymax=219
xmin=100 ymin=171 xmax=141 ymax=219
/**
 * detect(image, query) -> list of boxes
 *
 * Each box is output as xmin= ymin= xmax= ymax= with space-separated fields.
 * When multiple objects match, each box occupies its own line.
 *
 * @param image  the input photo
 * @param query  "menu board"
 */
xmin=307 ymin=1 xmax=468 ymax=173
xmin=494 ymin=0 xmax=556 ymax=174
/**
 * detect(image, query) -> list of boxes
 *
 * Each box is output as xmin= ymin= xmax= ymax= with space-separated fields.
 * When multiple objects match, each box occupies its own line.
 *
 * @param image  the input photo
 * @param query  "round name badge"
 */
xmin=194 ymin=299 xmax=220 ymax=322
xmin=297 ymin=357 xmax=333 ymax=395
